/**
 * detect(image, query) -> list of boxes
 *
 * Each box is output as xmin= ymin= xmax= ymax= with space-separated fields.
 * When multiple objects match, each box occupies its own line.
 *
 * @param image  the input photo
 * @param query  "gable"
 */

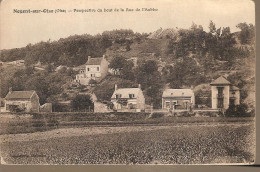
xmin=210 ymin=76 xmax=231 ymax=85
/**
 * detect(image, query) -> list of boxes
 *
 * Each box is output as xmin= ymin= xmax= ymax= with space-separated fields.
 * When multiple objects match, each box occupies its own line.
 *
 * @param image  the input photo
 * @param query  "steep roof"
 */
xmin=162 ymin=89 xmax=194 ymax=98
xmin=111 ymin=88 xmax=142 ymax=99
xmin=86 ymin=57 xmax=103 ymax=65
xmin=210 ymin=76 xmax=231 ymax=85
xmin=230 ymin=85 xmax=239 ymax=90
xmin=5 ymin=91 xmax=36 ymax=100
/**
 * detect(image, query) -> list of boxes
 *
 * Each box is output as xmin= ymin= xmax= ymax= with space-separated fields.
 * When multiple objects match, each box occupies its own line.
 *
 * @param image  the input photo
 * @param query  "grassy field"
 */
xmin=0 ymin=112 xmax=255 ymax=135
xmin=0 ymin=122 xmax=255 ymax=164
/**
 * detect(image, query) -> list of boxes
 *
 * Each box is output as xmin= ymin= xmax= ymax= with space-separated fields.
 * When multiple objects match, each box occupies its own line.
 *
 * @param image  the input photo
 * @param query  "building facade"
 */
xmin=74 ymin=55 xmax=109 ymax=85
xmin=85 ymin=55 xmax=109 ymax=81
xmin=210 ymin=76 xmax=240 ymax=109
xmin=4 ymin=89 xmax=40 ymax=112
xmin=162 ymin=89 xmax=195 ymax=111
xmin=111 ymin=84 xmax=145 ymax=112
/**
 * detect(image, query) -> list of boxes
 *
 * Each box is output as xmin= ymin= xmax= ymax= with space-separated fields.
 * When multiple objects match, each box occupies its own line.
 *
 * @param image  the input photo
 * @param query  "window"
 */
xmin=116 ymin=94 xmax=122 ymax=99
xmin=166 ymin=102 xmax=170 ymax=108
xmin=217 ymin=87 xmax=224 ymax=98
xmin=217 ymin=98 xmax=224 ymax=108
xmin=87 ymin=68 xmax=90 ymax=71
xmin=97 ymin=67 xmax=100 ymax=71
xmin=129 ymin=94 xmax=135 ymax=98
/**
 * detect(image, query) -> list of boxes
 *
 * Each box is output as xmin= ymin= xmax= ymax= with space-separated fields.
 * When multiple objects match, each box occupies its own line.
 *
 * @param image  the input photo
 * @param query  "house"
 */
xmin=210 ymin=76 xmax=240 ymax=109
xmin=75 ymin=67 xmax=89 ymax=85
xmin=85 ymin=55 xmax=109 ymax=82
xmin=111 ymin=84 xmax=145 ymax=112
xmin=4 ymin=89 xmax=40 ymax=112
xmin=162 ymin=89 xmax=195 ymax=111
xmin=74 ymin=55 xmax=109 ymax=85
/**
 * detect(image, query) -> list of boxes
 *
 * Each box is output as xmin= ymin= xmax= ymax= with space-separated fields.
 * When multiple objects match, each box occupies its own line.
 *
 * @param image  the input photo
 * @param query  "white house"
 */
xmin=210 ymin=76 xmax=240 ymax=109
xmin=74 ymin=55 xmax=109 ymax=85
xmin=111 ymin=84 xmax=145 ymax=112
xmin=85 ymin=55 xmax=109 ymax=81
xmin=162 ymin=89 xmax=195 ymax=111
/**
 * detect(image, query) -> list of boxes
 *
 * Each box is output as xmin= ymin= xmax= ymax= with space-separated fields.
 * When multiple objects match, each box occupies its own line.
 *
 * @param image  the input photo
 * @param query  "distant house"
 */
xmin=74 ymin=55 xmax=109 ymax=85
xmin=4 ymin=89 xmax=40 ymax=112
xmin=210 ymin=76 xmax=240 ymax=109
xmin=162 ymin=89 xmax=195 ymax=111
xmin=85 ymin=55 xmax=109 ymax=82
xmin=75 ymin=68 xmax=88 ymax=85
xmin=111 ymin=84 xmax=145 ymax=112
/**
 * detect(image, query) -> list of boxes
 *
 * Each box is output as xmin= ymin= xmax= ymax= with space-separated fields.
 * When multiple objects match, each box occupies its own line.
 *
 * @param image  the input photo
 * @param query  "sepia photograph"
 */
xmin=0 ymin=0 xmax=256 ymax=165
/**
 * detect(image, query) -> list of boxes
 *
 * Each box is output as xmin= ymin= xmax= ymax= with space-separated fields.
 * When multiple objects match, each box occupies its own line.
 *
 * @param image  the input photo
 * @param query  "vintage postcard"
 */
xmin=0 ymin=0 xmax=256 ymax=165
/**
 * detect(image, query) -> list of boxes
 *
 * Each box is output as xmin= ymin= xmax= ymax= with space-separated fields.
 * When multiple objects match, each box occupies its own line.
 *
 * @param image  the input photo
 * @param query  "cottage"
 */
xmin=210 ymin=76 xmax=240 ymax=109
xmin=111 ymin=84 xmax=145 ymax=112
xmin=74 ymin=55 xmax=109 ymax=85
xmin=162 ymin=89 xmax=195 ymax=111
xmin=4 ymin=89 xmax=40 ymax=112
xmin=85 ymin=55 xmax=109 ymax=82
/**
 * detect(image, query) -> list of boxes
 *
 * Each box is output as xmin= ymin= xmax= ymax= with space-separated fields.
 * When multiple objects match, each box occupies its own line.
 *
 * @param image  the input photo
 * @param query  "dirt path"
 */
xmin=0 ymin=123 xmax=251 ymax=143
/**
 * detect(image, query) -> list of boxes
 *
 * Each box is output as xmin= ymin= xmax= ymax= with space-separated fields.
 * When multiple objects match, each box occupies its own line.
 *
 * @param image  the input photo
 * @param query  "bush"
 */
xmin=8 ymin=105 xmax=25 ymax=112
xmin=149 ymin=112 xmax=165 ymax=118
xmin=225 ymin=104 xmax=251 ymax=117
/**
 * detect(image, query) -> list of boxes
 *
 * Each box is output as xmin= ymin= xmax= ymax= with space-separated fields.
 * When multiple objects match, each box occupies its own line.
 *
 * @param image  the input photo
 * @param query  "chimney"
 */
xmin=103 ymin=55 xmax=105 ymax=59
xmin=9 ymin=87 xmax=12 ymax=93
xmin=115 ymin=84 xmax=118 ymax=90
xmin=138 ymin=84 xmax=141 ymax=89
xmin=88 ymin=56 xmax=91 ymax=61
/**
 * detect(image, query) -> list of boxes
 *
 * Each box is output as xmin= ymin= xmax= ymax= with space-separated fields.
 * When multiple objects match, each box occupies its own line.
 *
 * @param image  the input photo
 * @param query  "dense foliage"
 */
xmin=0 ymin=22 xmax=255 ymax=109
xmin=71 ymin=94 xmax=94 ymax=112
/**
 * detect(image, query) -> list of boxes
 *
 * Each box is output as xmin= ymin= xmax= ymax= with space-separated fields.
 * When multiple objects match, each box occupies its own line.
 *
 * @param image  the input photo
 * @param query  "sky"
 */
xmin=0 ymin=0 xmax=255 ymax=50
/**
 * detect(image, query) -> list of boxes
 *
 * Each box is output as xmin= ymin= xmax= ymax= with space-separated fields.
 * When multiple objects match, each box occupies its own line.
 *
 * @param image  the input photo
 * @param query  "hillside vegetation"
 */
xmin=0 ymin=21 xmax=255 ymax=110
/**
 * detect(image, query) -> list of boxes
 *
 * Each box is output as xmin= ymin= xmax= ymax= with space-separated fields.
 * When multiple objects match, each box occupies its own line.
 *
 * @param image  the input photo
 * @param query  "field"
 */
xmin=0 ymin=112 xmax=254 ymax=135
xmin=0 ymin=120 xmax=255 ymax=164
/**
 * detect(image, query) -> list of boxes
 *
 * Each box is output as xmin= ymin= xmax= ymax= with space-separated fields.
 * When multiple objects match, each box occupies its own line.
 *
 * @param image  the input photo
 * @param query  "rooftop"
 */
xmin=230 ymin=85 xmax=239 ymax=90
xmin=111 ymin=88 xmax=142 ymax=99
xmin=86 ymin=57 xmax=103 ymax=65
xmin=5 ymin=91 xmax=36 ymax=100
xmin=162 ymin=89 xmax=194 ymax=98
xmin=210 ymin=76 xmax=231 ymax=85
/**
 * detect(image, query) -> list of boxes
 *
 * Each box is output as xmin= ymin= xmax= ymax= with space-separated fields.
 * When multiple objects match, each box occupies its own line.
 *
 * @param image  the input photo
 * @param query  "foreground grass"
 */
xmin=0 ymin=123 xmax=255 ymax=164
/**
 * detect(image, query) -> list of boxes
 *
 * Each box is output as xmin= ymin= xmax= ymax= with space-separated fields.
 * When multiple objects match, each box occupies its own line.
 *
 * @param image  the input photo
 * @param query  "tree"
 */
xmin=236 ymin=23 xmax=255 ymax=45
xmin=225 ymin=103 xmax=251 ymax=117
xmin=136 ymin=60 xmax=160 ymax=89
xmin=71 ymin=94 xmax=94 ymax=112
xmin=168 ymin=57 xmax=201 ymax=88
xmin=109 ymin=56 xmax=135 ymax=80
xmin=109 ymin=56 xmax=127 ymax=73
